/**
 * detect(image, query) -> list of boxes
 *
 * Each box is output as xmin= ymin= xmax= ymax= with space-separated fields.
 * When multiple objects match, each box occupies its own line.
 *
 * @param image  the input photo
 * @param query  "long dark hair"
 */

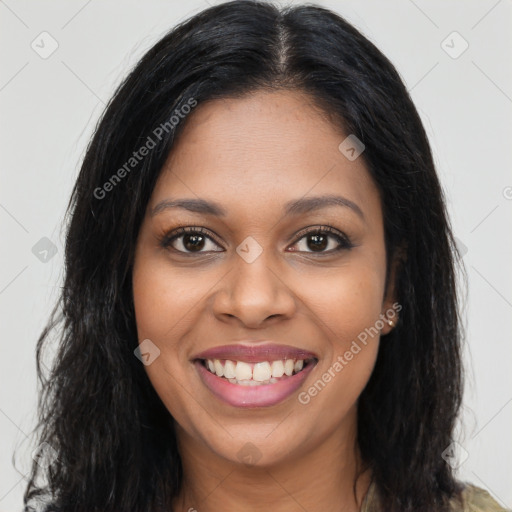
xmin=24 ymin=1 xmax=464 ymax=510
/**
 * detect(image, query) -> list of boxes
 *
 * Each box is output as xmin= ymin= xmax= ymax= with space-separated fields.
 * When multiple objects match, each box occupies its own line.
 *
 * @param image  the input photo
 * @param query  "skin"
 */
xmin=132 ymin=89 xmax=399 ymax=512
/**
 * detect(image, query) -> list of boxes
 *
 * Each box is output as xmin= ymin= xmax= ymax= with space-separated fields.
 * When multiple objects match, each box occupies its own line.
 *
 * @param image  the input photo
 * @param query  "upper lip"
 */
xmin=193 ymin=343 xmax=318 ymax=363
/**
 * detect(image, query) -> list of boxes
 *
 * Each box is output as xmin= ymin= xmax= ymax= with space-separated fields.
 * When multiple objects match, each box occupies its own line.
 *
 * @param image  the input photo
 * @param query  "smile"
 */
xmin=201 ymin=357 xmax=315 ymax=385
xmin=193 ymin=343 xmax=318 ymax=408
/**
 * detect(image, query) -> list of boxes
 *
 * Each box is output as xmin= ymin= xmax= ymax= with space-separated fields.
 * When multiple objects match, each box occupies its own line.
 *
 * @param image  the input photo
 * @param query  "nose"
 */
xmin=211 ymin=252 xmax=297 ymax=328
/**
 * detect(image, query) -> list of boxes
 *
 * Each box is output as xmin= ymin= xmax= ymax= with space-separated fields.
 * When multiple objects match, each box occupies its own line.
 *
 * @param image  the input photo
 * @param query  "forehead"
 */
xmin=151 ymin=90 xmax=380 ymax=221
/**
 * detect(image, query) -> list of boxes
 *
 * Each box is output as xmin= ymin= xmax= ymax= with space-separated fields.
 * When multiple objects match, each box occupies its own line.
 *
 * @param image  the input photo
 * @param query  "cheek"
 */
xmin=132 ymin=252 xmax=190 ymax=373
xmin=132 ymin=254 xmax=213 ymax=342
xmin=304 ymin=252 xmax=386 ymax=344
xmin=328 ymin=272 xmax=384 ymax=345
xmin=132 ymin=255 xmax=204 ymax=427
xmin=298 ymin=257 xmax=385 ymax=410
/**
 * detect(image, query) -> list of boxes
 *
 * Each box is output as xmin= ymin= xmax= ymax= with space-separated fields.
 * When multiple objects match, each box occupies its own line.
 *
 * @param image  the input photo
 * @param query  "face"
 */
xmin=132 ymin=90 xmax=397 ymax=469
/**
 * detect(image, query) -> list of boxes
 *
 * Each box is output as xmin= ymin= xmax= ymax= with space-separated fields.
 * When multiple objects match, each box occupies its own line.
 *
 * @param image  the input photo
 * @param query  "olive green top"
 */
xmin=361 ymin=481 xmax=510 ymax=511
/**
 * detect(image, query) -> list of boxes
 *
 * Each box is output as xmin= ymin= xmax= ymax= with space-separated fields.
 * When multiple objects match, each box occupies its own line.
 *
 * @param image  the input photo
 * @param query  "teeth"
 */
xmin=235 ymin=361 xmax=252 ymax=381
xmin=213 ymin=359 xmax=224 ymax=377
xmin=224 ymin=359 xmax=236 ymax=379
xmin=253 ymin=362 xmax=272 ymax=382
xmin=228 ymin=377 xmax=279 ymax=385
xmin=204 ymin=357 xmax=310 ymax=383
xmin=240 ymin=380 xmax=260 ymax=386
xmin=271 ymin=360 xmax=284 ymax=378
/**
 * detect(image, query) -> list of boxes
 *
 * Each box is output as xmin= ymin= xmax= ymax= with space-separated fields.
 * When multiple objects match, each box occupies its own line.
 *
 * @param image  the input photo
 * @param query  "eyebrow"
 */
xmin=150 ymin=194 xmax=364 ymax=220
xmin=151 ymin=198 xmax=226 ymax=217
xmin=284 ymin=194 xmax=364 ymax=220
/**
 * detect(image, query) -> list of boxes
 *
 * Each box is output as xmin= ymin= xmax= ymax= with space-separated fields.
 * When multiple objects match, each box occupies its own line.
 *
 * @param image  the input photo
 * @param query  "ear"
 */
xmin=380 ymin=244 xmax=406 ymax=335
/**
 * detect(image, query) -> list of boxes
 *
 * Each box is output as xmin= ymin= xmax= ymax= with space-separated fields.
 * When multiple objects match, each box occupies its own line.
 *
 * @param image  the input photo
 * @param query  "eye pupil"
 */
xmin=184 ymin=234 xmax=205 ymax=251
xmin=308 ymin=234 xmax=328 ymax=251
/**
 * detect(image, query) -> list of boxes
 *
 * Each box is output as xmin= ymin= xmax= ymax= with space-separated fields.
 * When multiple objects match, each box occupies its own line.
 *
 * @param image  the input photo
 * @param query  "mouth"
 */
xmin=200 ymin=357 xmax=316 ymax=385
xmin=193 ymin=343 xmax=318 ymax=408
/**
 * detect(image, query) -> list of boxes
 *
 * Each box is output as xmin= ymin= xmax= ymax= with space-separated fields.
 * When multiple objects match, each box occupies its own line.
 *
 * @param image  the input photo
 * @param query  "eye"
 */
xmin=159 ymin=225 xmax=353 ymax=256
xmin=289 ymin=225 xmax=353 ymax=254
xmin=159 ymin=227 xmax=223 ymax=254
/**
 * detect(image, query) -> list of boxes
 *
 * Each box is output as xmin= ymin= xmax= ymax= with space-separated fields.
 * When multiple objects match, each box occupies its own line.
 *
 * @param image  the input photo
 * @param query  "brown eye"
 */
xmin=160 ymin=227 xmax=224 ymax=254
xmin=182 ymin=233 xmax=206 ymax=252
xmin=290 ymin=226 xmax=353 ymax=254
xmin=306 ymin=233 xmax=328 ymax=252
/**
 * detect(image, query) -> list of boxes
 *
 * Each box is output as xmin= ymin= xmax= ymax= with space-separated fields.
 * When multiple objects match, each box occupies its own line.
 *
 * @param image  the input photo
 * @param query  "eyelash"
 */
xmin=158 ymin=225 xmax=354 ymax=256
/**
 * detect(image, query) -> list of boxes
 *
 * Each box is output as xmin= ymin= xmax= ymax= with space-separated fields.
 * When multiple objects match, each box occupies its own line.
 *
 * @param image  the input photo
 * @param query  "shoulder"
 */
xmin=449 ymin=483 xmax=510 ymax=512
xmin=362 ymin=481 xmax=510 ymax=512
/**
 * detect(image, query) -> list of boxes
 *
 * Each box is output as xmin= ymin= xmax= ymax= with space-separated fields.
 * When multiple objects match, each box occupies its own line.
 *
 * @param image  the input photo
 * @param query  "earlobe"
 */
xmin=380 ymin=311 xmax=398 ymax=336
xmin=381 ymin=244 xmax=407 ymax=335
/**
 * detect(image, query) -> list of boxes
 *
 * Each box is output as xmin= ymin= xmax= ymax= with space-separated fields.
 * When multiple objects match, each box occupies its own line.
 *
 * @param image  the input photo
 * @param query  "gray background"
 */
xmin=1 ymin=0 xmax=511 ymax=510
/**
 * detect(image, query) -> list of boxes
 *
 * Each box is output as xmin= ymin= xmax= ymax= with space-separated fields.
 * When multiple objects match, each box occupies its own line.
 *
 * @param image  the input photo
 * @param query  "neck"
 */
xmin=172 ymin=418 xmax=371 ymax=512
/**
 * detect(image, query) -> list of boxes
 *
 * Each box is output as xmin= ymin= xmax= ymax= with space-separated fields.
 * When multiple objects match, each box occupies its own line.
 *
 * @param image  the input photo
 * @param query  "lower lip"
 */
xmin=195 ymin=360 xmax=316 ymax=408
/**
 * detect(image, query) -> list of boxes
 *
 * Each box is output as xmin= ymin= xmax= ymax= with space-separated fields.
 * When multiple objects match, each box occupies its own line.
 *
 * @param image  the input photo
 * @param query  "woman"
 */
xmin=24 ymin=1 xmax=508 ymax=511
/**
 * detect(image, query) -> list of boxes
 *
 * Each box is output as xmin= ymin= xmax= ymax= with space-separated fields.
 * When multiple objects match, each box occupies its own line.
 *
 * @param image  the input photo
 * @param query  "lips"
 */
xmin=193 ymin=343 xmax=318 ymax=408
xmin=194 ymin=343 xmax=318 ymax=363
